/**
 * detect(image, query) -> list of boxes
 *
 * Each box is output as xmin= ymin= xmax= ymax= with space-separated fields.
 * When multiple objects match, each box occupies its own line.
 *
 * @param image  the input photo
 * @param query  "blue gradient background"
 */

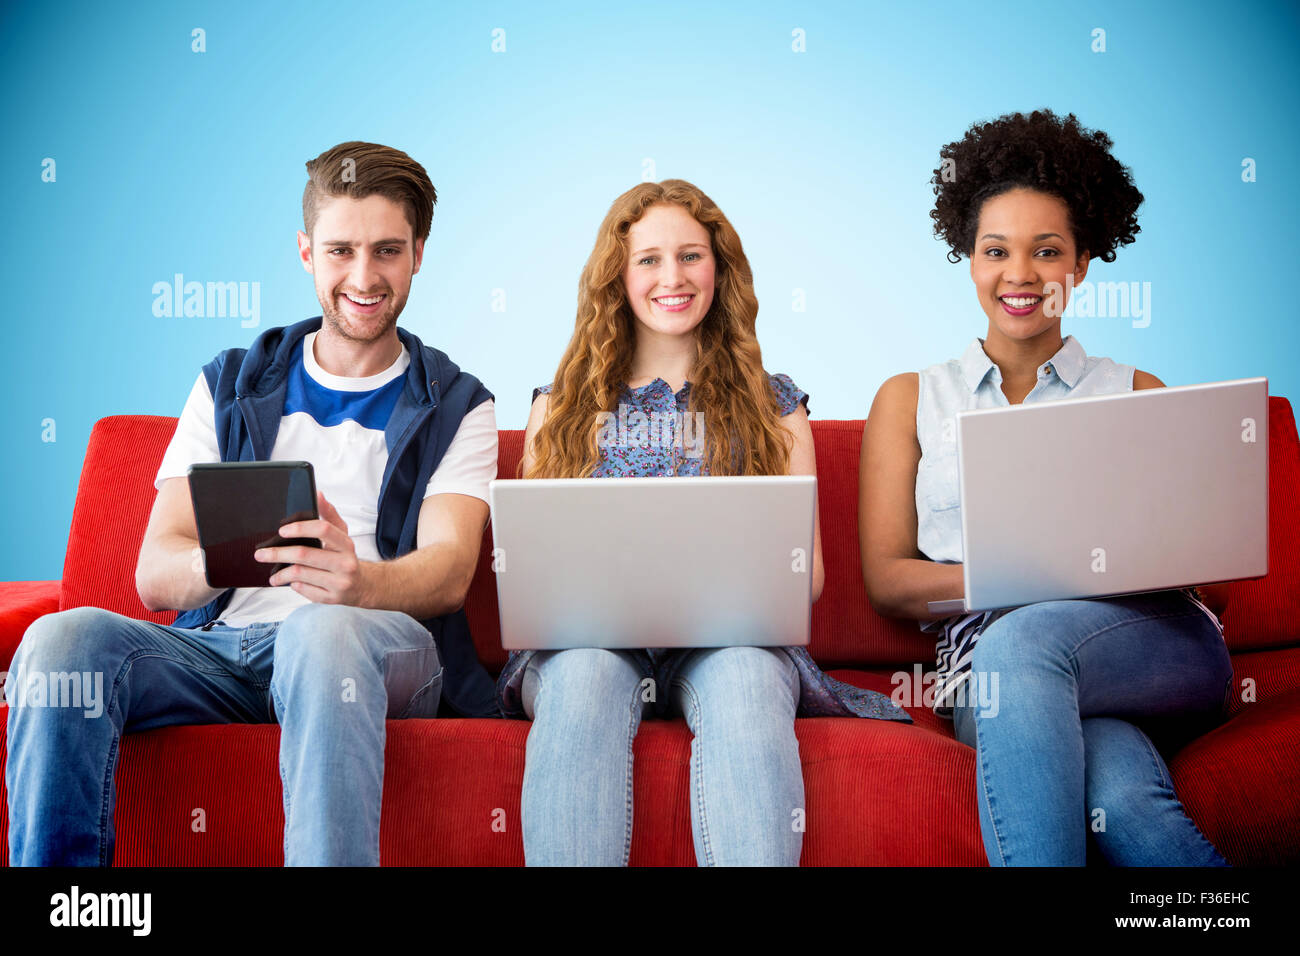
xmin=3 ymin=0 xmax=1297 ymax=579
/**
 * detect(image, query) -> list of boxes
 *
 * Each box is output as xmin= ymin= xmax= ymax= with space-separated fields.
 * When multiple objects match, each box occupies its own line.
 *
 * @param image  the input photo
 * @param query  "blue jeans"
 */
xmin=950 ymin=591 xmax=1232 ymax=866
xmin=520 ymin=646 xmax=803 ymax=866
xmin=5 ymin=603 xmax=442 ymax=866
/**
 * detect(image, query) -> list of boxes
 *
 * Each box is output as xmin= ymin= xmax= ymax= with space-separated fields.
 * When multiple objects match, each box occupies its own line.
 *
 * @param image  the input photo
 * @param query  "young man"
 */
xmin=5 ymin=142 xmax=498 ymax=866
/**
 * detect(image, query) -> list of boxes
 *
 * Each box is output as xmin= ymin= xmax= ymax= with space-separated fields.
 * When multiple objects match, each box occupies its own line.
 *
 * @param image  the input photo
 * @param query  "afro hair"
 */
xmin=930 ymin=109 xmax=1144 ymax=264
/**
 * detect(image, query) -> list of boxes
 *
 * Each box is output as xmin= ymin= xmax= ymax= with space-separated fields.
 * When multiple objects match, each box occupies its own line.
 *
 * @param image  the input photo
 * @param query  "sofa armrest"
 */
xmin=0 ymin=581 xmax=61 ymax=670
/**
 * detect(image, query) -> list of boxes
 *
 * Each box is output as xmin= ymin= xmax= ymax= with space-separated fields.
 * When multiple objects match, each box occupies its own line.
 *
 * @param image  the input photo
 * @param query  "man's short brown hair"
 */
xmin=302 ymin=141 xmax=437 ymax=242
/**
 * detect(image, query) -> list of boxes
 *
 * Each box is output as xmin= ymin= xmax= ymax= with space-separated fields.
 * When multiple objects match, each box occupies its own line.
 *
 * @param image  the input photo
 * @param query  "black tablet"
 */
xmin=187 ymin=461 xmax=321 ymax=589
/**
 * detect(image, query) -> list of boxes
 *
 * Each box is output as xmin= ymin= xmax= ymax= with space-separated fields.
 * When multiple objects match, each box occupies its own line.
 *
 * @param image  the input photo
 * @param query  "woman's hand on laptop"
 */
xmin=254 ymin=491 xmax=368 ymax=606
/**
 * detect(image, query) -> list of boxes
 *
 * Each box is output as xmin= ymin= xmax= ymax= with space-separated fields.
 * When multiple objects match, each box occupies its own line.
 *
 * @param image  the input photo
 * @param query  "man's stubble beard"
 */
xmin=318 ymin=283 xmax=410 ymax=344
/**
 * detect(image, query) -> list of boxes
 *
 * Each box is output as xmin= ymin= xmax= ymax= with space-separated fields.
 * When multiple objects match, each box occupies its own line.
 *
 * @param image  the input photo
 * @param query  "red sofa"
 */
xmin=3 ymin=401 xmax=1299 ymax=866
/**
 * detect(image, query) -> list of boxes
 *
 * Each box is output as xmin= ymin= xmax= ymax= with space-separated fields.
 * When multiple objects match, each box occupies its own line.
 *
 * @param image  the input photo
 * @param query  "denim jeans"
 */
xmin=949 ymin=590 xmax=1232 ymax=866
xmin=520 ymin=645 xmax=803 ymax=866
xmin=5 ymin=602 xmax=442 ymax=866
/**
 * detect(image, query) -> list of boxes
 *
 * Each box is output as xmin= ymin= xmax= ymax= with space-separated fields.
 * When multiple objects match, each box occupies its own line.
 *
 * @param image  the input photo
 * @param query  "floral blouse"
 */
xmin=495 ymin=373 xmax=911 ymax=723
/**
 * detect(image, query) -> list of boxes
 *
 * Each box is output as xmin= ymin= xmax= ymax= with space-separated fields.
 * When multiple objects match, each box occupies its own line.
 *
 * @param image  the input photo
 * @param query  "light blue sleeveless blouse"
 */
xmin=915 ymin=336 xmax=1135 ymax=712
xmin=916 ymin=335 xmax=1135 ymax=562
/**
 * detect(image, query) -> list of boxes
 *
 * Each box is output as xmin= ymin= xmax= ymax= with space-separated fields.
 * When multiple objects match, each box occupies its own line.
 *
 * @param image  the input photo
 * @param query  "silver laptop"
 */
xmin=928 ymin=377 xmax=1269 ymax=614
xmin=489 ymin=476 xmax=816 ymax=650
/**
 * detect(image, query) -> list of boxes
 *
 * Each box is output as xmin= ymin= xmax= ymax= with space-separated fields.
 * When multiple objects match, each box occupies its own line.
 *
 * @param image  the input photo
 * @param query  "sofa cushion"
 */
xmin=0 ymin=711 xmax=985 ymax=866
xmin=1170 ymin=687 xmax=1300 ymax=866
xmin=1224 ymin=644 xmax=1300 ymax=717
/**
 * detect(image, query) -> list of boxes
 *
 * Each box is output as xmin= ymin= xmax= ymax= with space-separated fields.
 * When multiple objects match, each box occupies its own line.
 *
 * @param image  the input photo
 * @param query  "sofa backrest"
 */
xmin=1222 ymin=396 xmax=1300 ymax=651
xmin=60 ymin=415 xmax=185 ymax=626
xmin=61 ymin=399 xmax=1300 ymax=670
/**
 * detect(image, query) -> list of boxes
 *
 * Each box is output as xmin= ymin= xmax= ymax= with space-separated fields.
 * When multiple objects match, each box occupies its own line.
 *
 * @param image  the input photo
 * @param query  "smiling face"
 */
xmin=970 ymin=187 xmax=1090 ymax=347
xmin=622 ymin=203 xmax=716 ymax=341
xmin=297 ymin=193 xmax=424 ymax=345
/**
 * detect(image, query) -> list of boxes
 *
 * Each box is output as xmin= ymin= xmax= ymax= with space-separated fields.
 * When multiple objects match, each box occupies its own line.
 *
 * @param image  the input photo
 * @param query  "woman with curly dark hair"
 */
xmin=859 ymin=109 xmax=1232 ymax=866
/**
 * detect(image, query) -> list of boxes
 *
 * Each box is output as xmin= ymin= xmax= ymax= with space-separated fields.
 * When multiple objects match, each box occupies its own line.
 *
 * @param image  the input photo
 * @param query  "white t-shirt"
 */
xmin=154 ymin=330 xmax=498 ymax=626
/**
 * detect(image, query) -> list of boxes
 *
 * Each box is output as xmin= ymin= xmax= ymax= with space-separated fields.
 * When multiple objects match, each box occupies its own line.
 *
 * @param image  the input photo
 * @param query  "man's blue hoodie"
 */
xmin=172 ymin=316 xmax=499 ymax=717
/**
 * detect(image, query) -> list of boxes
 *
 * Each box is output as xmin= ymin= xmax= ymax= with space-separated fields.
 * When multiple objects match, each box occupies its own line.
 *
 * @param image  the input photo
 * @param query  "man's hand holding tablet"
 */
xmin=189 ymin=460 xmax=330 ymax=595
xmin=255 ymin=490 xmax=367 ymax=605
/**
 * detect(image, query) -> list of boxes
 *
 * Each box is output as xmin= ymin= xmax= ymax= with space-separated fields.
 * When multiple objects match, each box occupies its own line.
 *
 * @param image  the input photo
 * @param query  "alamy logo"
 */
xmin=891 ymin=664 xmax=1000 ymax=717
xmin=597 ymin=404 xmax=705 ymax=458
xmin=1043 ymin=274 xmax=1152 ymax=328
xmin=1 ymin=668 xmax=104 ymax=718
xmin=50 ymin=886 xmax=151 ymax=936
xmin=152 ymin=273 xmax=260 ymax=327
